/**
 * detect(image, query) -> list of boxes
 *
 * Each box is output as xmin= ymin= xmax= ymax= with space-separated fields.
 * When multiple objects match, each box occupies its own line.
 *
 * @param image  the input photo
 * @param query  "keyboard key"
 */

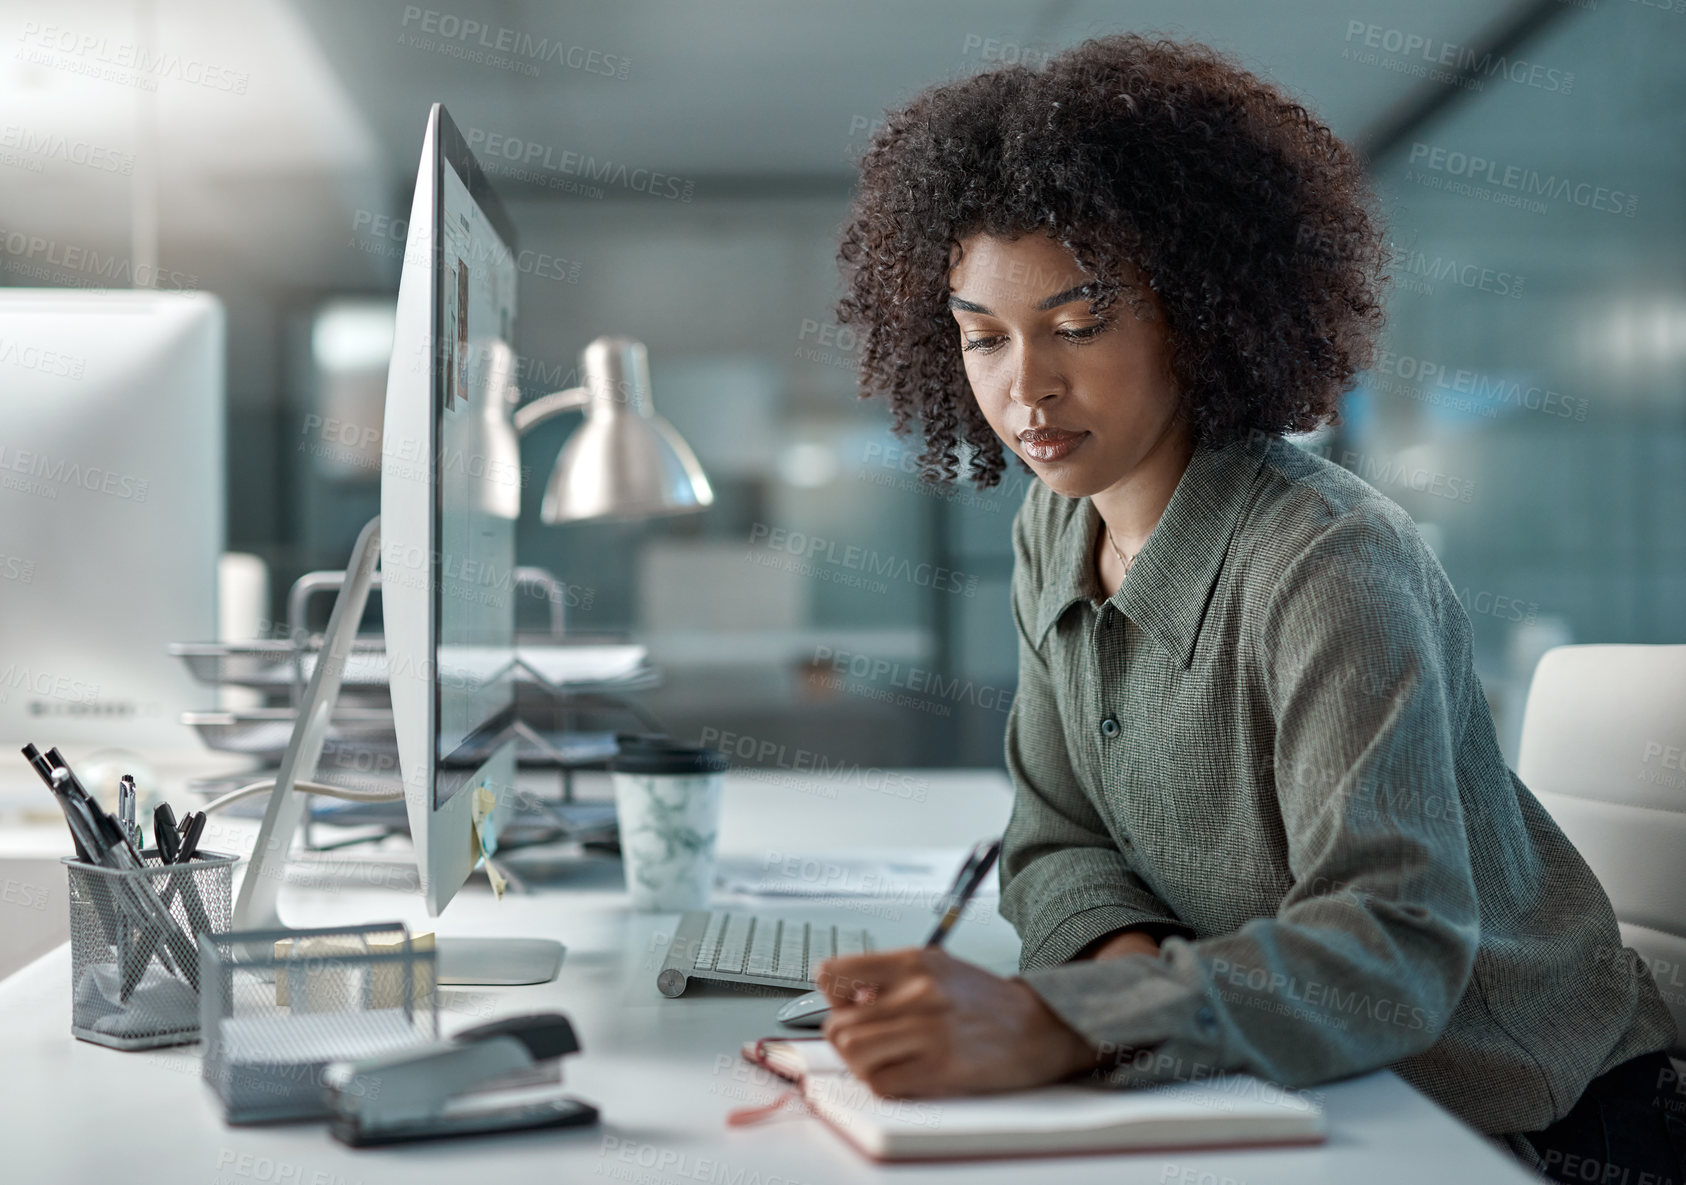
xmin=776 ymin=925 xmax=806 ymax=979
xmin=809 ymin=926 xmax=835 ymax=967
xmin=716 ymin=914 xmax=752 ymax=974
xmin=745 ymin=918 xmax=779 ymax=976
xmin=693 ymin=912 xmax=727 ymax=971
xmin=835 ymin=928 xmax=865 ymax=958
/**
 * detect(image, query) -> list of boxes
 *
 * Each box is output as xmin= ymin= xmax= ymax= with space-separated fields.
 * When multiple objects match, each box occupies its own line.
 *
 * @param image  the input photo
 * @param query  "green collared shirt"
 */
xmin=999 ymin=431 xmax=1675 ymax=1139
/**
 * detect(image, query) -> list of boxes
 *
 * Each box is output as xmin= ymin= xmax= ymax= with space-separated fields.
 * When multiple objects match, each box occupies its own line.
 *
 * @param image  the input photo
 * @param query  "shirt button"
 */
xmin=1099 ymin=716 xmax=1120 ymax=738
xmin=1196 ymin=1006 xmax=1217 ymax=1032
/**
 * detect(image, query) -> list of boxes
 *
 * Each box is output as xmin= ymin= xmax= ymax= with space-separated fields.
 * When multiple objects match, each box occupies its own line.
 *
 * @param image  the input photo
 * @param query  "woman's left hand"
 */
xmin=816 ymin=947 xmax=1099 ymax=1097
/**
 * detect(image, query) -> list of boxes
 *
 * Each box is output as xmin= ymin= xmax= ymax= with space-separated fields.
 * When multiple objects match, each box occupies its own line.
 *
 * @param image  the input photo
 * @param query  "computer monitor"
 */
xmin=232 ymin=104 xmax=559 ymax=984
xmin=381 ymin=102 xmax=522 ymax=918
xmin=0 ymin=290 xmax=223 ymax=769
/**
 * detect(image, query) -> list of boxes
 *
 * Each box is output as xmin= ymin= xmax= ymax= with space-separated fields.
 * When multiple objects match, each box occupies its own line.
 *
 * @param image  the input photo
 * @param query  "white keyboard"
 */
xmin=655 ymin=910 xmax=874 ymax=997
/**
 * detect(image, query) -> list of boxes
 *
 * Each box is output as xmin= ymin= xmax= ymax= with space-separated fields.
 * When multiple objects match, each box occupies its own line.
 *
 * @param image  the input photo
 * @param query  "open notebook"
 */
xmin=741 ymin=1038 xmax=1326 ymax=1163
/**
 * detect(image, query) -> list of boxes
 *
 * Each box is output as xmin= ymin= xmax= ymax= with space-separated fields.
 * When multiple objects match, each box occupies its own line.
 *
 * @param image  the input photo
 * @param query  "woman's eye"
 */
xmin=961 ymin=335 xmax=1004 ymax=353
xmin=1060 ymin=323 xmax=1105 ymax=341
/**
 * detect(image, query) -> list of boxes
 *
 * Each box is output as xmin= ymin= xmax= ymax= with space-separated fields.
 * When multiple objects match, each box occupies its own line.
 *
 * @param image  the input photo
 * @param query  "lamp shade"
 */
xmin=515 ymin=336 xmax=714 ymax=524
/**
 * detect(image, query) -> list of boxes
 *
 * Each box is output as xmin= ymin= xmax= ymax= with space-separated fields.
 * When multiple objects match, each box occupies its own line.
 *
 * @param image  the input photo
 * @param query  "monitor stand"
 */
xmin=229 ymin=515 xmax=565 ymax=986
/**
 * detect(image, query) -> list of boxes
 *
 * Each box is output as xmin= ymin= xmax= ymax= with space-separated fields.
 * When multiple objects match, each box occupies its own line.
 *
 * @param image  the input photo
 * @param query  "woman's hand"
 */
xmin=816 ymin=947 xmax=1100 ymax=1098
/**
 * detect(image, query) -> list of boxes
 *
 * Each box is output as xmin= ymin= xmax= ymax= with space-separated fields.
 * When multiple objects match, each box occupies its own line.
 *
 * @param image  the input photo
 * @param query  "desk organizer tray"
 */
xmin=64 ymin=850 xmax=238 ymax=1050
xmin=198 ymin=923 xmax=437 ymax=1124
xmin=169 ymin=640 xmax=389 ymax=691
xmin=182 ymin=707 xmax=399 ymax=759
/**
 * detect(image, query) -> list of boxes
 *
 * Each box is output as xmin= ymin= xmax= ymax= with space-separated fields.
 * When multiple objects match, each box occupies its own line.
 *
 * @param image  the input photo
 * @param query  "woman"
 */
xmin=813 ymin=34 xmax=1681 ymax=1178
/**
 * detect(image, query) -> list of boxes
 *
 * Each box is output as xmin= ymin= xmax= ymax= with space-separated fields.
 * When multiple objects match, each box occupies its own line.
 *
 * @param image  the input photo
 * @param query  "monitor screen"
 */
xmin=432 ymin=115 xmax=519 ymax=810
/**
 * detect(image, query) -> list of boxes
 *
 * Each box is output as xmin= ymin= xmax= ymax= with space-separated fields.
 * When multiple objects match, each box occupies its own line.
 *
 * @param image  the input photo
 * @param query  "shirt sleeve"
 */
xmin=998 ymin=506 xmax=1196 ymax=969
xmin=1018 ymin=512 xmax=1482 ymax=1090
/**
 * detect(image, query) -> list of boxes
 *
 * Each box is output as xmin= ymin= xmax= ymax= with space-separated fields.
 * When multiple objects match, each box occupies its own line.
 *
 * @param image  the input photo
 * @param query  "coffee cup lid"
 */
xmin=609 ymin=738 xmax=729 ymax=776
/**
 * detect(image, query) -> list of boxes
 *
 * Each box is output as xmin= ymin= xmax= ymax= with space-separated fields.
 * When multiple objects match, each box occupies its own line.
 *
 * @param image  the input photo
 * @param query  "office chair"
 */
xmin=1517 ymin=644 xmax=1686 ymax=1067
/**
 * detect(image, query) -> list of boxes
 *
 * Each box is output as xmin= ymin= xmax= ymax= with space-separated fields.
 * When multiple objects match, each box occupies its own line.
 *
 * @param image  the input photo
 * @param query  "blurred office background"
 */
xmin=1 ymin=0 xmax=1681 ymax=770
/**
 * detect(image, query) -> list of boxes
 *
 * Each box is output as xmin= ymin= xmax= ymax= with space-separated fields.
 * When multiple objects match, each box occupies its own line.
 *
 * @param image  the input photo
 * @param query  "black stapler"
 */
xmin=323 ymin=1012 xmax=598 ymax=1146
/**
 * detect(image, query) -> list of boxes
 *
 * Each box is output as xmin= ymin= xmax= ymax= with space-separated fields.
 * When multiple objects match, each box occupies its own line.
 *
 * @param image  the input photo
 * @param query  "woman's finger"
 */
xmin=826 ymin=1012 xmax=942 ymax=1079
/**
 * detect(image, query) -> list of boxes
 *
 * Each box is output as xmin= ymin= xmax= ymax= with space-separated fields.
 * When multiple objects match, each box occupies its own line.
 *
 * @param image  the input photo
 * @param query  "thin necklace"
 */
xmin=1105 ymin=524 xmax=1137 ymax=590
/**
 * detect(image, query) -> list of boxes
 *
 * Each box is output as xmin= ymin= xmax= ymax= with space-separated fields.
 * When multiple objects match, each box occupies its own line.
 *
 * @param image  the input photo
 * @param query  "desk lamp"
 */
xmin=512 ymin=335 xmax=714 ymax=523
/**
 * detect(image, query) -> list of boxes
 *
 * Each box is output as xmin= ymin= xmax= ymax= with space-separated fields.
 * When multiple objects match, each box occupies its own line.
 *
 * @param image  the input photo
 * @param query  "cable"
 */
xmin=200 ymin=779 xmax=404 ymax=816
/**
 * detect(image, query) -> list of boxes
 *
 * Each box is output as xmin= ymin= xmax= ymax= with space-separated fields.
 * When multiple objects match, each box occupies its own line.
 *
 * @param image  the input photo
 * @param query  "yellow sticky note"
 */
xmin=471 ymin=783 xmax=506 ymax=901
xmin=273 ymin=932 xmax=435 ymax=1008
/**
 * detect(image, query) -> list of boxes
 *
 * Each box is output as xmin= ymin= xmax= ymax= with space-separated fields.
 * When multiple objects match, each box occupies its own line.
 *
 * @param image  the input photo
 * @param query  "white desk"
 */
xmin=0 ymin=769 xmax=1536 ymax=1184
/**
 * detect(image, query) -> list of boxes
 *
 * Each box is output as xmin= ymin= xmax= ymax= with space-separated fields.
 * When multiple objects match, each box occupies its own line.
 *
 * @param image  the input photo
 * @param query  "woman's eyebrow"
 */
xmin=946 ymin=283 xmax=1093 ymax=315
xmin=1034 ymin=284 xmax=1094 ymax=310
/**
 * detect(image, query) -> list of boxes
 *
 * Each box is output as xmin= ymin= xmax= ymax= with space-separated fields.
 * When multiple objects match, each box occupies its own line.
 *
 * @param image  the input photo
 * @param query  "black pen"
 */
xmin=923 ymin=838 xmax=1002 ymax=948
xmin=154 ymin=802 xmax=181 ymax=864
xmin=174 ymin=812 xmax=206 ymax=864
xmin=22 ymin=744 xmax=93 ymax=862
xmin=156 ymin=804 xmax=213 ymax=941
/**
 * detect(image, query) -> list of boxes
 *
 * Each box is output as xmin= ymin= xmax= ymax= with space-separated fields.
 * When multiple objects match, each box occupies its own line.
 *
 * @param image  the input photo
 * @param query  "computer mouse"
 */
xmin=775 ymin=989 xmax=832 ymax=1029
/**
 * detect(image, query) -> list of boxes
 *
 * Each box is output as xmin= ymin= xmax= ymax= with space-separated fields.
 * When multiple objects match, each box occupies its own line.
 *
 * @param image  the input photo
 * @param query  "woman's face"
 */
xmin=948 ymin=232 xmax=1183 ymax=500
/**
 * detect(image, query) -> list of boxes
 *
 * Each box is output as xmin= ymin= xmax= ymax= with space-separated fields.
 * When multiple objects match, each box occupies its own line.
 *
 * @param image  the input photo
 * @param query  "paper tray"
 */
xmin=182 ymin=707 xmax=397 ymax=757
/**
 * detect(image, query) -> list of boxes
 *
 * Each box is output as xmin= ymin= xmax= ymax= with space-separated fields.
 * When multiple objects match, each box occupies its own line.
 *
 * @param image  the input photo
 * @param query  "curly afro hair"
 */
xmin=835 ymin=33 xmax=1389 ymax=487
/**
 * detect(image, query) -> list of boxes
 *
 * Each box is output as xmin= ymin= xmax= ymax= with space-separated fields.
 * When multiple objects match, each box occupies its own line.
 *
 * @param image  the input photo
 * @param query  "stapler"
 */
xmin=323 ymin=1012 xmax=598 ymax=1146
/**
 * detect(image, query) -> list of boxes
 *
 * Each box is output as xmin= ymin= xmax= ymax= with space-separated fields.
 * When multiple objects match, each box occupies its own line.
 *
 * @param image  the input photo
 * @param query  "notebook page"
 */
xmin=802 ymin=1078 xmax=1315 ymax=1139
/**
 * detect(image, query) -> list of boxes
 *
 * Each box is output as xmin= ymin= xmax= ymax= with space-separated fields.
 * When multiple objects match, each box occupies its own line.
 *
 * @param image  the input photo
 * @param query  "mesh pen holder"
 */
xmin=63 ymin=850 xmax=238 ymax=1050
xmin=199 ymin=923 xmax=438 ymax=1124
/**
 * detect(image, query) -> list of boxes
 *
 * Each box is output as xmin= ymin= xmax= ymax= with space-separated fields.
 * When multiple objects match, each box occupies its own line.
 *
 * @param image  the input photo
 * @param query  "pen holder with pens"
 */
xmin=63 ymin=850 xmax=238 ymax=1050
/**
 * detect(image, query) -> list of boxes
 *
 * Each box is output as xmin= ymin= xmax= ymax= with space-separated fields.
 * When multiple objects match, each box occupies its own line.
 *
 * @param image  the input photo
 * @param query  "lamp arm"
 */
xmin=513 ymin=387 xmax=591 ymax=435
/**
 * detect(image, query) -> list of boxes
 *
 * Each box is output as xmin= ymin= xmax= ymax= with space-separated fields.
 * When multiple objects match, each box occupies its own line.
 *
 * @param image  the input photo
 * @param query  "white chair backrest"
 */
xmin=1517 ymin=644 xmax=1686 ymax=1056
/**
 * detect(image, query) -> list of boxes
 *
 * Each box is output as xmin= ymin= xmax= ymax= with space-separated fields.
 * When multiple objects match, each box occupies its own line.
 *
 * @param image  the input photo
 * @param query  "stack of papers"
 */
xmin=715 ymin=848 xmax=999 ymax=903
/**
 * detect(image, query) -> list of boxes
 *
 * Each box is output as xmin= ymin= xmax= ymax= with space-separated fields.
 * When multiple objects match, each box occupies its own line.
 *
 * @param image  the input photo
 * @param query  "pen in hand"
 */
xmin=822 ymin=838 xmax=1002 ymax=1009
xmin=923 ymin=838 xmax=1002 ymax=949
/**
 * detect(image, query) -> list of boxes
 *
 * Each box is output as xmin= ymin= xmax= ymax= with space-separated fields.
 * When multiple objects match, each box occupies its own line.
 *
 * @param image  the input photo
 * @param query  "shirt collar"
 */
xmin=1030 ymin=433 xmax=1269 ymax=667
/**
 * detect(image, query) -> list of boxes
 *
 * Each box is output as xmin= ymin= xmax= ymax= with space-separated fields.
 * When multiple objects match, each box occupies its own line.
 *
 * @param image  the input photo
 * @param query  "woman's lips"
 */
xmin=1018 ymin=427 xmax=1088 ymax=463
